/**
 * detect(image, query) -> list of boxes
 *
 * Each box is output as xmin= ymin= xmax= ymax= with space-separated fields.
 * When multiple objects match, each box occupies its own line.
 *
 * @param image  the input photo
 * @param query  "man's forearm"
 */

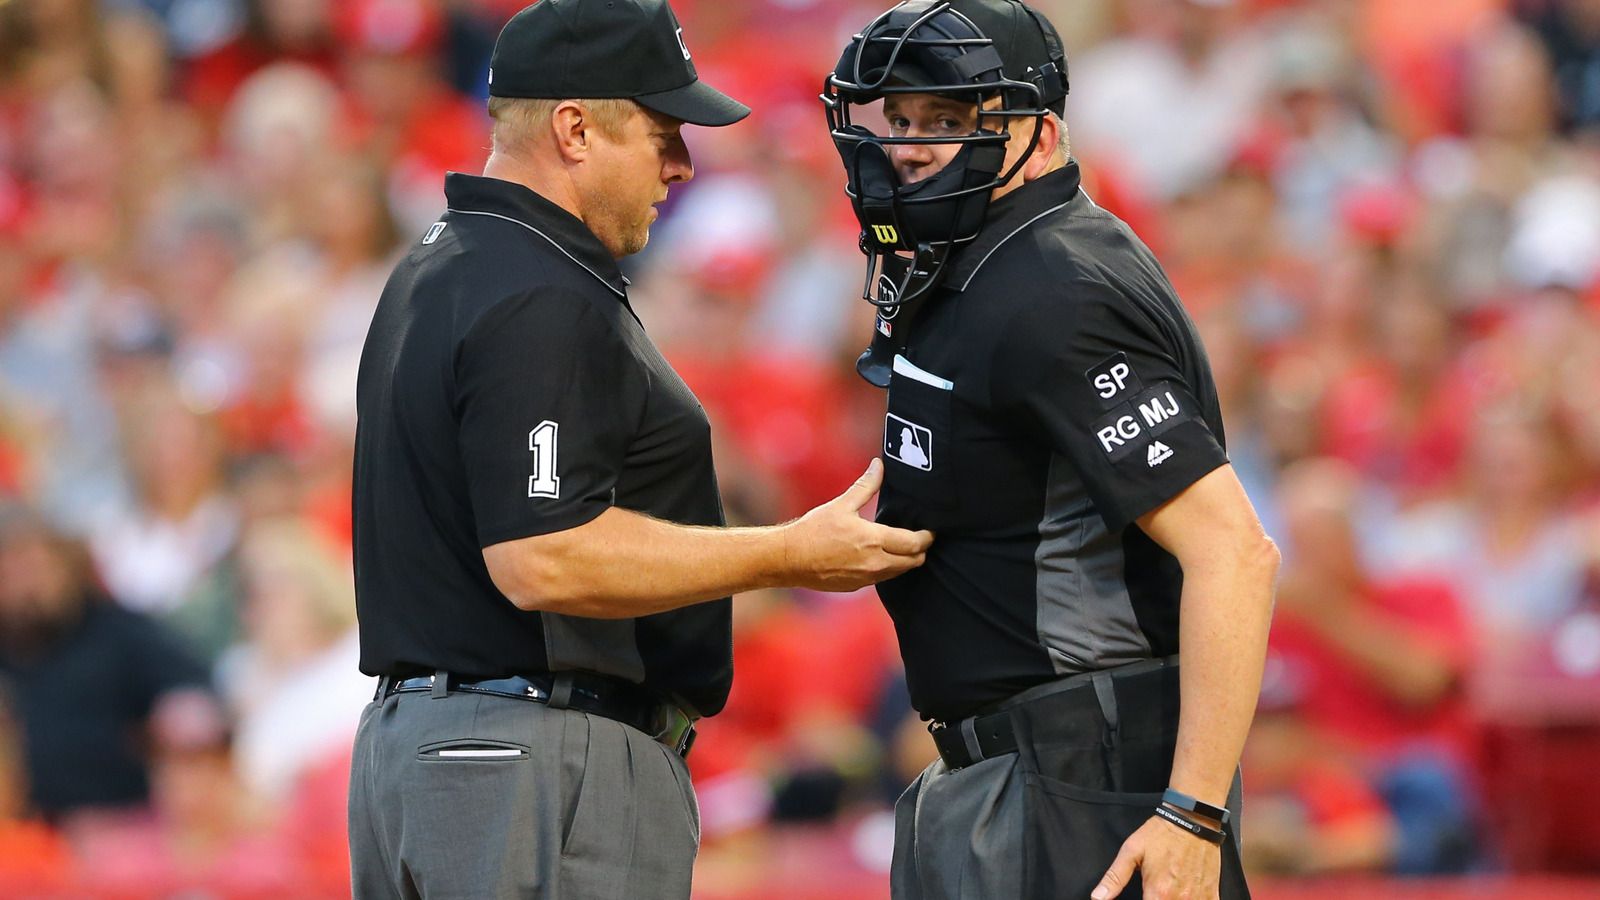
xmin=1166 ymin=540 xmax=1279 ymax=812
xmin=483 ymin=460 xmax=932 ymax=618
xmin=488 ymin=506 xmax=795 ymax=618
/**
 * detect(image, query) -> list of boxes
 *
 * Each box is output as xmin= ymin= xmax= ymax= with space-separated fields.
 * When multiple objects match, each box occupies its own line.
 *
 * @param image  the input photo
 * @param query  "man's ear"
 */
xmin=551 ymin=100 xmax=591 ymax=164
xmin=1021 ymin=113 xmax=1059 ymax=182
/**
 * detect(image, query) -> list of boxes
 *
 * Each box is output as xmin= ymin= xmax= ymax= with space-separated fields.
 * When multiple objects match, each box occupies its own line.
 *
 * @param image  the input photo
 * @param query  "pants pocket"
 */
xmin=1022 ymin=775 xmax=1161 ymax=899
xmin=415 ymin=738 xmax=529 ymax=761
xmin=660 ymin=744 xmax=701 ymax=847
xmin=1022 ymin=775 xmax=1251 ymax=900
xmin=560 ymin=712 xmax=597 ymax=858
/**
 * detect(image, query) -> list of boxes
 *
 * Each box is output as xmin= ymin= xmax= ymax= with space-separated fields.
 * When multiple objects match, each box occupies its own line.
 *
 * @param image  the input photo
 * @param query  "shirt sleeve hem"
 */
xmin=476 ymin=500 xmax=612 ymax=549
xmin=1099 ymin=456 xmax=1229 ymax=534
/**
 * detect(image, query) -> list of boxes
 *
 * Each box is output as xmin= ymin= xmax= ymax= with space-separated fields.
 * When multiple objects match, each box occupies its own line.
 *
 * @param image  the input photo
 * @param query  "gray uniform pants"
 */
xmin=347 ymin=688 xmax=700 ymax=900
xmin=893 ymin=753 xmax=1030 ymax=898
xmin=891 ymin=661 xmax=1249 ymax=900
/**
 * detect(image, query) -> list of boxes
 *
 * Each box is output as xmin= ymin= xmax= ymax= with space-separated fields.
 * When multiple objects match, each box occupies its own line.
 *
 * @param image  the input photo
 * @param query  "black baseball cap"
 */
xmin=488 ymin=0 xmax=750 ymax=127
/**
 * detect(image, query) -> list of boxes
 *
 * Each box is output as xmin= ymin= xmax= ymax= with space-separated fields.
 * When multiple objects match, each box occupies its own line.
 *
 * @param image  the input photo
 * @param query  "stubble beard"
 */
xmin=591 ymin=185 xmax=652 ymax=258
xmin=620 ymin=218 xmax=650 ymax=256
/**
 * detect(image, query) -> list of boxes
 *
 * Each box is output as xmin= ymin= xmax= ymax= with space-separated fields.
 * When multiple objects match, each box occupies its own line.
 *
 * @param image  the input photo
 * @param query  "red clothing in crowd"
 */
xmin=72 ymin=816 xmax=303 ymax=899
xmin=180 ymin=40 xmax=340 ymax=123
xmin=338 ymin=85 xmax=487 ymax=179
xmin=690 ymin=594 xmax=897 ymax=784
xmin=1293 ymin=758 xmax=1393 ymax=828
xmin=1319 ymin=361 xmax=1474 ymax=494
xmin=1268 ymin=577 xmax=1479 ymax=763
xmin=0 ymin=437 xmax=24 ymax=496
xmin=672 ymin=354 xmax=881 ymax=518
xmin=0 ymin=821 xmax=73 ymax=895
xmin=219 ymin=387 xmax=318 ymax=460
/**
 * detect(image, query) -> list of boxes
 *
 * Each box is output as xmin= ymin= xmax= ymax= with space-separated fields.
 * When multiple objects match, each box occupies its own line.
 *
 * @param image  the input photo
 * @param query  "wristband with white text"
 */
xmin=1153 ymin=804 xmax=1226 ymax=845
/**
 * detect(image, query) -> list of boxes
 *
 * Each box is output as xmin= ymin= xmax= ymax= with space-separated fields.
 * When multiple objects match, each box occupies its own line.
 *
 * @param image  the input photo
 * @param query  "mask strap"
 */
xmin=1017 ymin=3 xmax=1069 ymax=111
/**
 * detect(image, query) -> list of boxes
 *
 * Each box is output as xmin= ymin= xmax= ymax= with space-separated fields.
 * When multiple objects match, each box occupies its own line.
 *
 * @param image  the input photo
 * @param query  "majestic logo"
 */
xmin=884 ymin=413 xmax=933 ymax=471
xmin=1147 ymin=441 xmax=1173 ymax=467
xmin=675 ymin=26 xmax=691 ymax=61
xmin=871 ymin=223 xmax=899 ymax=245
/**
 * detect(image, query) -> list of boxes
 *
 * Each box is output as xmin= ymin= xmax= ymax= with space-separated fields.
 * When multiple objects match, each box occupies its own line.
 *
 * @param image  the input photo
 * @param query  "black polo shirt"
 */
xmin=353 ymin=173 xmax=732 ymax=716
xmin=1 ymin=598 xmax=210 ymax=815
xmin=874 ymin=162 xmax=1229 ymax=722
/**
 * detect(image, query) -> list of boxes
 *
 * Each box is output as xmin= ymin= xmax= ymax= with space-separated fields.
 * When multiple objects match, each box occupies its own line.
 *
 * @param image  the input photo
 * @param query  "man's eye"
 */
xmin=937 ymin=118 xmax=964 ymax=132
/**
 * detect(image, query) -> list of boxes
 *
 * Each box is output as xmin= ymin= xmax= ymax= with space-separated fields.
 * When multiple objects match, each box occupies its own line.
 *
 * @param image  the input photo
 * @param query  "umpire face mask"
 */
xmin=822 ymin=0 xmax=1068 ymax=386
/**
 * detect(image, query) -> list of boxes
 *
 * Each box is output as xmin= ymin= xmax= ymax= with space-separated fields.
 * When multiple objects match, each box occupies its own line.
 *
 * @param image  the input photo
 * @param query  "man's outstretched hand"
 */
xmin=782 ymin=459 xmax=934 ymax=591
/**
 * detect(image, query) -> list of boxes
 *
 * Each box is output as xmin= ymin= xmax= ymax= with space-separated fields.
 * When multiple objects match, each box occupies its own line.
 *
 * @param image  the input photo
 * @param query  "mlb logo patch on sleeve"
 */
xmin=884 ymin=413 xmax=933 ymax=471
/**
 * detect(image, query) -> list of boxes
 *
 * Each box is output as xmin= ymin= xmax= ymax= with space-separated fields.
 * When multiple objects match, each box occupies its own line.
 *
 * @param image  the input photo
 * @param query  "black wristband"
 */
xmin=1153 ymin=804 xmax=1225 ymax=845
xmin=1162 ymin=788 xmax=1230 ymax=825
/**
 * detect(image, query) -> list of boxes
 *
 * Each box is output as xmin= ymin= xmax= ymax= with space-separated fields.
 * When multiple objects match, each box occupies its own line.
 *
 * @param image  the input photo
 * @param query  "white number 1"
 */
xmin=528 ymin=420 xmax=561 ymax=498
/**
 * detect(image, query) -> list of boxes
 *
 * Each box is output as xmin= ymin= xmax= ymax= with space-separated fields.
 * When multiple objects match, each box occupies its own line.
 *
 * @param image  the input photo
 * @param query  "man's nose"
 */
xmin=890 ymin=140 xmax=934 ymax=168
xmin=664 ymin=143 xmax=694 ymax=184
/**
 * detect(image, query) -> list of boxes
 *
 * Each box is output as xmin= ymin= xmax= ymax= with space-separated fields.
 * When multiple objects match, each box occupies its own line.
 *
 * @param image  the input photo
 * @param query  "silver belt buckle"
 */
xmin=655 ymin=706 xmax=697 ymax=758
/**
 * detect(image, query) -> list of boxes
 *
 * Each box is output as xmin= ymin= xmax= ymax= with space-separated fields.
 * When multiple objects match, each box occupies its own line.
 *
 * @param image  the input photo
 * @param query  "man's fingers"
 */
xmin=1091 ymin=843 xmax=1141 ymax=900
xmin=880 ymin=526 xmax=935 ymax=556
xmin=836 ymin=458 xmax=883 ymax=512
xmin=875 ymin=553 xmax=925 ymax=578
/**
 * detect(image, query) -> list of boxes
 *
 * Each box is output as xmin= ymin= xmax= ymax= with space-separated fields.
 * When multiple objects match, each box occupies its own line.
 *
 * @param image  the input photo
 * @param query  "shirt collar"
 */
xmin=443 ymin=172 xmax=629 ymax=297
xmin=941 ymin=160 xmax=1083 ymax=293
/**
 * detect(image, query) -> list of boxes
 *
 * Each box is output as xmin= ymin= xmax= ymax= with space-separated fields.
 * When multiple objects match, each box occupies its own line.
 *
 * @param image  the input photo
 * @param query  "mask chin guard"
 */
xmin=855 ymin=252 xmax=941 ymax=388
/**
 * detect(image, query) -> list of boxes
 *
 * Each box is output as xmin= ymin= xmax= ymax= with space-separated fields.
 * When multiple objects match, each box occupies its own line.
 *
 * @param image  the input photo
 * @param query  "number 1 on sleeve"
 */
xmin=528 ymin=420 xmax=561 ymax=498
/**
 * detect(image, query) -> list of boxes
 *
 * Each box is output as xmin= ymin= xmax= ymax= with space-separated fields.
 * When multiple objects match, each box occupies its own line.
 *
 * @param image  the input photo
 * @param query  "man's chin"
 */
xmin=618 ymin=227 xmax=650 ymax=258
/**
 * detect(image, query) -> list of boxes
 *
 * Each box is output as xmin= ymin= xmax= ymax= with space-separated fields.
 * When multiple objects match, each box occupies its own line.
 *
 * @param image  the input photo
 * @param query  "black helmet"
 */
xmin=822 ymin=0 xmax=1068 ymax=386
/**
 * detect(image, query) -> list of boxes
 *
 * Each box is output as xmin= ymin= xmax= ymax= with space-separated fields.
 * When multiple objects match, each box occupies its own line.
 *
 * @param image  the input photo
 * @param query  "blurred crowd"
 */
xmin=1 ymin=0 xmax=1599 ymax=895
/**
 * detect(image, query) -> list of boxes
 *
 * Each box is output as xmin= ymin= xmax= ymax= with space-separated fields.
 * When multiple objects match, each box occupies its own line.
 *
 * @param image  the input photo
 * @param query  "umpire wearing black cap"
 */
xmin=823 ymin=2 xmax=1279 ymax=899
xmin=348 ymin=2 xmax=934 ymax=897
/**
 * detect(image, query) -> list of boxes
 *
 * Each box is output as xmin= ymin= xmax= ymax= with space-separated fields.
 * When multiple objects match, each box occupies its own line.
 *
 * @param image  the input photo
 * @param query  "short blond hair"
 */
xmin=1052 ymin=113 xmax=1070 ymax=162
xmin=487 ymin=96 xmax=638 ymax=155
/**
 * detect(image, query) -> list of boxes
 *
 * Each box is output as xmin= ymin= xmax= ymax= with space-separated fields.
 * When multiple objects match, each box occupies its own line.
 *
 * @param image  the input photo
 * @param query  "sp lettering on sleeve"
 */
xmin=1085 ymin=352 xmax=1143 ymax=408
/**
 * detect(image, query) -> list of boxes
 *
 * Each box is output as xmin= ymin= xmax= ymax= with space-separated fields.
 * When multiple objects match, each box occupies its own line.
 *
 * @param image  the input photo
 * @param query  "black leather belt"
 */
xmin=377 ymin=671 xmax=697 ymax=758
xmin=929 ymin=656 xmax=1179 ymax=771
xmin=929 ymin=709 xmax=1018 ymax=771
